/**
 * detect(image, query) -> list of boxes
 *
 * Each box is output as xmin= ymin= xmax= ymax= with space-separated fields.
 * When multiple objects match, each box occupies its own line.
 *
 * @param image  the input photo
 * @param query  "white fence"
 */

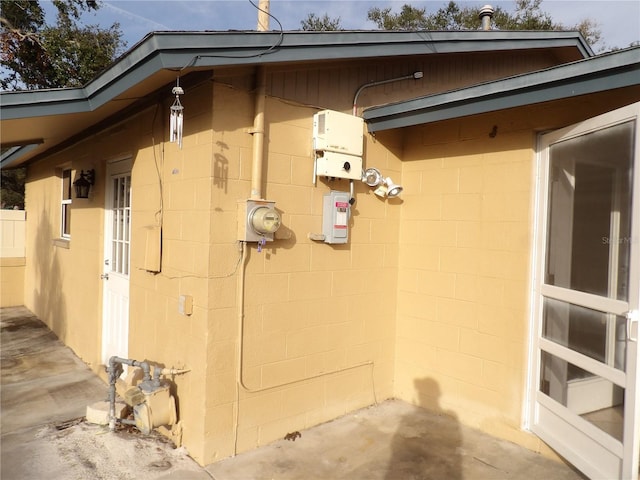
xmin=0 ymin=210 xmax=26 ymax=258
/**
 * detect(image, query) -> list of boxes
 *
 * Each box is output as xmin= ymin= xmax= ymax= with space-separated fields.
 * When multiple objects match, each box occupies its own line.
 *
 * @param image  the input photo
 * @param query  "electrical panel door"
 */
xmin=322 ymin=191 xmax=350 ymax=244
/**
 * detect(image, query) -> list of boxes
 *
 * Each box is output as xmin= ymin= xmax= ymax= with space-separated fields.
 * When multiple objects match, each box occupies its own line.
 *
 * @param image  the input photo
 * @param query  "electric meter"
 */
xmin=237 ymin=199 xmax=281 ymax=242
xmin=250 ymin=206 xmax=281 ymax=235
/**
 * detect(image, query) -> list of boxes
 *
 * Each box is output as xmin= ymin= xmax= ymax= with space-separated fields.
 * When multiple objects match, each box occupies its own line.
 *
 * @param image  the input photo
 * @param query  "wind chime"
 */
xmin=169 ymin=78 xmax=184 ymax=149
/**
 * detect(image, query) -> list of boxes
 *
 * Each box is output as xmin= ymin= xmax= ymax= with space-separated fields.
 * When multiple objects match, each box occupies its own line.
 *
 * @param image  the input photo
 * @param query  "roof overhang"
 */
xmin=0 ymin=30 xmax=593 ymax=168
xmin=363 ymin=46 xmax=640 ymax=132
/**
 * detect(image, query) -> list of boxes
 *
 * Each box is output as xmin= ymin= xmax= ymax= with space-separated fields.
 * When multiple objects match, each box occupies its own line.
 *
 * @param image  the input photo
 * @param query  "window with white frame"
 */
xmin=61 ymin=168 xmax=72 ymax=238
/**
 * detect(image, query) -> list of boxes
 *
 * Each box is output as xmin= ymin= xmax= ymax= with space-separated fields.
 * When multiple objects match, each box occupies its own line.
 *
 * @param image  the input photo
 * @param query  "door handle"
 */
xmin=626 ymin=310 xmax=639 ymax=342
xmin=100 ymin=273 xmax=109 ymax=280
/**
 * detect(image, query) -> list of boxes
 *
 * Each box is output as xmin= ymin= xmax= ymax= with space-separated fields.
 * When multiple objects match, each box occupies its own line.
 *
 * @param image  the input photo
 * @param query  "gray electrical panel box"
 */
xmin=322 ymin=191 xmax=350 ymax=244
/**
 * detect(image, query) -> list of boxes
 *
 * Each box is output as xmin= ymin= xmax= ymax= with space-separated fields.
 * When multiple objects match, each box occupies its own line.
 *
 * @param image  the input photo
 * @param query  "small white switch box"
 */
xmin=178 ymin=295 xmax=193 ymax=316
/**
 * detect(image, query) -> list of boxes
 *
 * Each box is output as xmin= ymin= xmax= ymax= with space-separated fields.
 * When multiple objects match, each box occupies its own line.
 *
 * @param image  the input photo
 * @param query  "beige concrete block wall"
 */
xmin=22 ymin=84 xmax=214 ymax=462
xmin=394 ymin=117 xmax=547 ymax=452
xmin=201 ymin=82 xmax=399 ymax=464
xmin=124 ymin=82 xmax=214 ymax=463
xmin=21 ymin=72 xmax=401 ymax=466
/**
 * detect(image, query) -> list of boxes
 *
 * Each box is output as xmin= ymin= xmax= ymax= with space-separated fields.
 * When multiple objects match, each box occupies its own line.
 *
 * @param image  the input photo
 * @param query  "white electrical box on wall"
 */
xmin=316 ymin=151 xmax=363 ymax=180
xmin=313 ymin=110 xmax=364 ymax=157
xmin=322 ymin=191 xmax=350 ymax=244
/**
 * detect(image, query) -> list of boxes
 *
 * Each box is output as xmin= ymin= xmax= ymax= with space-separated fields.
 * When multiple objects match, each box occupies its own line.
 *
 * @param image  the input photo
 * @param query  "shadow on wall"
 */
xmin=33 ymin=210 xmax=67 ymax=342
xmin=385 ymin=378 xmax=462 ymax=480
xmin=213 ymin=141 xmax=229 ymax=194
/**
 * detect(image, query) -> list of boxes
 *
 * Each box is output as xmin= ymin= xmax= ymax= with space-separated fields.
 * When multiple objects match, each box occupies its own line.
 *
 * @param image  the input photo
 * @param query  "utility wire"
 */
xmin=179 ymin=0 xmax=284 ymax=71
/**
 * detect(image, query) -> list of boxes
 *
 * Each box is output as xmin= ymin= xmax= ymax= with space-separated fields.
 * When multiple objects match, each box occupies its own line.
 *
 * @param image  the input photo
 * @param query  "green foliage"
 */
xmin=300 ymin=13 xmax=343 ymax=31
xmin=364 ymin=0 xmax=603 ymax=49
xmin=367 ymin=0 xmax=559 ymax=31
xmin=367 ymin=4 xmax=429 ymax=30
xmin=1 ymin=0 xmax=125 ymax=90
xmin=501 ymin=0 xmax=554 ymax=30
xmin=1 ymin=167 xmax=26 ymax=209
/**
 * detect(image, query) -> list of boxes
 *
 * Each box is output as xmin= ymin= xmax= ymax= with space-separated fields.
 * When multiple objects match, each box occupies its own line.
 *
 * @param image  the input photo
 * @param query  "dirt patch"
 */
xmin=30 ymin=419 xmax=207 ymax=480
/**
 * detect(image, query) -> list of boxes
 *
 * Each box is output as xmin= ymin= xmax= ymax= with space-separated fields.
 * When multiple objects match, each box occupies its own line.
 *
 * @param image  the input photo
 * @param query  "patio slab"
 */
xmin=207 ymin=398 xmax=585 ymax=480
xmin=1 ymin=306 xmax=585 ymax=479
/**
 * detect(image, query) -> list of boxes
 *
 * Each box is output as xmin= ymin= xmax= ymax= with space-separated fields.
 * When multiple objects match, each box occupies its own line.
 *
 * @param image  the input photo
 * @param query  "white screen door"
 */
xmin=101 ymin=158 xmax=132 ymax=364
xmin=531 ymin=103 xmax=640 ymax=480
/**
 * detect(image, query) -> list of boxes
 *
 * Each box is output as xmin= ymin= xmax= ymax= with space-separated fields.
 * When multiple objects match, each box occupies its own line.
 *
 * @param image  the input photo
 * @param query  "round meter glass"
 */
xmin=250 ymin=206 xmax=281 ymax=234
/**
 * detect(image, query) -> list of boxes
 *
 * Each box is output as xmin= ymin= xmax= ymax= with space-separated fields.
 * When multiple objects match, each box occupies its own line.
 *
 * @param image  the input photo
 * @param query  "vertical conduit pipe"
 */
xmin=250 ymin=66 xmax=267 ymax=200
xmin=251 ymin=0 xmax=269 ymax=199
xmin=257 ymin=0 xmax=270 ymax=32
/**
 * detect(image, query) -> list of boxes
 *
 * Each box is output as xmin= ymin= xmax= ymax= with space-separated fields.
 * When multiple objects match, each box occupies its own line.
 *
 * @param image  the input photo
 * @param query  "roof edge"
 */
xmin=1 ymin=30 xmax=592 ymax=120
xmin=363 ymin=46 xmax=640 ymax=132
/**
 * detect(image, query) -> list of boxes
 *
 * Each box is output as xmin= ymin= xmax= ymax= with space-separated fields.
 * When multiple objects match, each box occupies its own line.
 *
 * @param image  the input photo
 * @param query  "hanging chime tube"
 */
xmin=169 ymin=79 xmax=184 ymax=149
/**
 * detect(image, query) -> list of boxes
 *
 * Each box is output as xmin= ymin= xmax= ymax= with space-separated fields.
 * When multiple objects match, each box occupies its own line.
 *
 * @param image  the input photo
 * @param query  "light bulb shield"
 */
xmin=362 ymin=167 xmax=383 ymax=187
xmin=384 ymin=177 xmax=403 ymax=197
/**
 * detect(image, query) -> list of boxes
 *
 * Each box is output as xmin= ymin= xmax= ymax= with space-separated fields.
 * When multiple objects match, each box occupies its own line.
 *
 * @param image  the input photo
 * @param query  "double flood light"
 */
xmin=361 ymin=167 xmax=403 ymax=198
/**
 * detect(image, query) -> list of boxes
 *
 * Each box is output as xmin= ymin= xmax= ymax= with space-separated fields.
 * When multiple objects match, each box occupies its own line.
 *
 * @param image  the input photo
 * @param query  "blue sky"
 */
xmin=47 ymin=0 xmax=640 ymax=52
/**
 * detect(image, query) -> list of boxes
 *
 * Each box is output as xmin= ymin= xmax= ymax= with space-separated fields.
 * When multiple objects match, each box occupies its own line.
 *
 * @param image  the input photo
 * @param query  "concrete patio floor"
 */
xmin=1 ymin=306 xmax=586 ymax=479
xmin=206 ymin=399 xmax=586 ymax=480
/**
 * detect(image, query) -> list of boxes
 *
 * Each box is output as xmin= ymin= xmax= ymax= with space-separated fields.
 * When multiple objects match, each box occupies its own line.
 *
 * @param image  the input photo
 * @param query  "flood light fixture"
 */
xmin=361 ymin=168 xmax=403 ymax=198
xmin=385 ymin=177 xmax=403 ymax=197
xmin=362 ymin=167 xmax=383 ymax=187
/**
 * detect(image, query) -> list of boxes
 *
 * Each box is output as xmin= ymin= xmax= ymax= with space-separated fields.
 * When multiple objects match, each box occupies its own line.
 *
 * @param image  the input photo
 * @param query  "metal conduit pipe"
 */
xmin=235 ymin=241 xmax=374 ymax=394
xmin=250 ymin=66 xmax=267 ymax=200
xmin=257 ymin=0 xmax=270 ymax=31
xmin=352 ymin=71 xmax=423 ymax=116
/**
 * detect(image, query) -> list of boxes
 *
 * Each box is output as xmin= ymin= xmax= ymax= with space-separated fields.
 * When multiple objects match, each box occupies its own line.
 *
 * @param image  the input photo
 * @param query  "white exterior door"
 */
xmin=530 ymin=103 xmax=640 ymax=479
xmin=101 ymin=158 xmax=132 ymax=364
